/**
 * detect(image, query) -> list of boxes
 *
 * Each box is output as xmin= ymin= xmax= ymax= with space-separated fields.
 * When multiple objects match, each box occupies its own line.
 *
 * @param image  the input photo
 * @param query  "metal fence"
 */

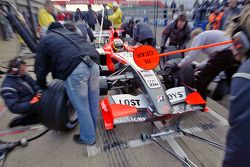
xmin=121 ymin=6 xmax=193 ymax=26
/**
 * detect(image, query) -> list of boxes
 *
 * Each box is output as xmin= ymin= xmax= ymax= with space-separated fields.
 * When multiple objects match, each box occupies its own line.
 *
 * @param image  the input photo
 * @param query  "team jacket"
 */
xmin=160 ymin=20 xmax=191 ymax=49
xmin=108 ymin=8 xmax=123 ymax=28
xmin=223 ymin=57 xmax=250 ymax=167
xmin=1 ymin=74 xmax=39 ymax=114
xmin=35 ymin=28 xmax=99 ymax=89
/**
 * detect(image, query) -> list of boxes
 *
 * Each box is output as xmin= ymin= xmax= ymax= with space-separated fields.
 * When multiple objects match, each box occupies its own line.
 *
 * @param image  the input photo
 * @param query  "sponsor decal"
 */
xmin=101 ymin=100 xmax=108 ymax=112
xmin=166 ymin=87 xmax=186 ymax=104
xmin=157 ymin=95 xmax=165 ymax=103
xmin=118 ymin=99 xmax=140 ymax=106
xmin=140 ymin=70 xmax=154 ymax=77
xmin=114 ymin=116 xmax=147 ymax=124
xmin=139 ymin=70 xmax=160 ymax=89
xmin=112 ymin=94 xmax=149 ymax=108
xmin=172 ymin=104 xmax=203 ymax=114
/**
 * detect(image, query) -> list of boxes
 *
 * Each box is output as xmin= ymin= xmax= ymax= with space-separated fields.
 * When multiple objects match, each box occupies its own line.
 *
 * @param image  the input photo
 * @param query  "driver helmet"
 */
xmin=113 ymin=38 xmax=124 ymax=52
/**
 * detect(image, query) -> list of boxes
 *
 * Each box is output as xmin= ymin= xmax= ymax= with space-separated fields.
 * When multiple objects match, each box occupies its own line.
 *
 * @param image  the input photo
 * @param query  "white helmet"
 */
xmin=113 ymin=38 xmax=124 ymax=52
xmin=112 ymin=1 xmax=119 ymax=8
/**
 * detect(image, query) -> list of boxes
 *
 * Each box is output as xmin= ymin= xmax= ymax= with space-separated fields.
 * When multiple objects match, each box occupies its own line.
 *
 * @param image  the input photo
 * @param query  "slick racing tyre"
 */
xmin=37 ymin=79 xmax=78 ymax=131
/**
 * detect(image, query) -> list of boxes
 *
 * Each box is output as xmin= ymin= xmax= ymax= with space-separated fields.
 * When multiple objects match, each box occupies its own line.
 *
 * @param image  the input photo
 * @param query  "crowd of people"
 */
xmin=0 ymin=1 xmax=123 ymax=41
xmin=1 ymin=0 xmax=250 ymax=165
xmin=38 ymin=1 xmax=123 ymax=33
xmin=160 ymin=1 xmax=250 ymax=166
xmin=192 ymin=0 xmax=246 ymax=30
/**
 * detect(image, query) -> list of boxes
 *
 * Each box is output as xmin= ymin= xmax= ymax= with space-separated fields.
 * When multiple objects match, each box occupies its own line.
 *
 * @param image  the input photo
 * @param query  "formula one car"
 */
xmin=98 ymin=45 xmax=207 ymax=130
xmin=92 ymin=28 xmax=206 ymax=130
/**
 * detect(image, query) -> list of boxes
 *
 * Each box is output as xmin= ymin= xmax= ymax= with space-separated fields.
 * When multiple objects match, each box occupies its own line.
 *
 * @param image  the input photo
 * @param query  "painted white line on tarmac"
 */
xmin=208 ymin=107 xmax=229 ymax=126
xmin=167 ymin=136 xmax=188 ymax=159
xmin=127 ymin=138 xmax=151 ymax=148
xmin=154 ymin=121 xmax=188 ymax=160
xmin=87 ymin=145 xmax=101 ymax=157
xmin=86 ymin=138 xmax=152 ymax=157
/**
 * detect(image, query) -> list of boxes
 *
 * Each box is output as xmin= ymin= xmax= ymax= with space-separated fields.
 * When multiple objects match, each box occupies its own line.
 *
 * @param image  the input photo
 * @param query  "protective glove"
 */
xmin=164 ymin=62 xmax=179 ymax=74
xmin=30 ymin=96 xmax=39 ymax=105
xmin=29 ymin=93 xmax=42 ymax=105
xmin=193 ymin=62 xmax=206 ymax=77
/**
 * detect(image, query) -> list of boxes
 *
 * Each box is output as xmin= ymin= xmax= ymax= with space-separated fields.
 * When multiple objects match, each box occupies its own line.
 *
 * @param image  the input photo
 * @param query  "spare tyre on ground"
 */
xmin=37 ymin=79 xmax=78 ymax=131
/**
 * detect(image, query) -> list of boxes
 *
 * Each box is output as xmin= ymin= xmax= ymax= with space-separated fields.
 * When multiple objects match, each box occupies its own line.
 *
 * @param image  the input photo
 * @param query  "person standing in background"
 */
xmin=208 ymin=6 xmax=224 ymax=30
xmin=107 ymin=2 xmax=123 ymax=29
xmin=133 ymin=21 xmax=155 ymax=46
xmin=160 ymin=13 xmax=191 ymax=53
xmin=199 ymin=0 xmax=211 ymax=21
xmin=170 ymin=0 xmax=177 ymax=19
xmin=38 ymin=0 xmax=55 ymax=37
xmin=192 ymin=0 xmax=201 ymax=28
xmin=74 ymin=8 xmax=85 ymax=23
xmin=120 ymin=19 xmax=134 ymax=38
xmin=221 ymin=0 xmax=241 ymax=30
xmin=85 ymin=5 xmax=97 ymax=31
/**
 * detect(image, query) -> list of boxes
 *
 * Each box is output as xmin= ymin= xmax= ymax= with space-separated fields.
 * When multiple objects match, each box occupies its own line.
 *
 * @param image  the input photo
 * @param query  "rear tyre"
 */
xmin=141 ymin=133 xmax=148 ymax=142
xmin=37 ymin=79 xmax=78 ymax=131
xmin=141 ymin=133 xmax=151 ymax=142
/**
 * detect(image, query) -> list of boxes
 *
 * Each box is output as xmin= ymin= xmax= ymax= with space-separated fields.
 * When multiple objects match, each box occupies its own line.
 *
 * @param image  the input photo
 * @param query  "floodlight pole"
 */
xmin=99 ymin=5 xmax=105 ymax=47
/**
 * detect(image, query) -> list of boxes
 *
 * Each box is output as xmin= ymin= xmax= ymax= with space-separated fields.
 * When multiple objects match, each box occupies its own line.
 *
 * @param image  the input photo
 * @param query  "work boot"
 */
xmin=8 ymin=114 xmax=40 ymax=128
xmin=9 ymin=116 xmax=24 ymax=128
xmin=73 ymin=134 xmax=96 ymax=145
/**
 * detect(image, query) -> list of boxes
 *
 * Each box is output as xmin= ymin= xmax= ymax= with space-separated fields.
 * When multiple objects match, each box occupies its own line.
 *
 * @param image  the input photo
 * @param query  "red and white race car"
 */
xmin=96 ymin=32 xmax=207 ymax=130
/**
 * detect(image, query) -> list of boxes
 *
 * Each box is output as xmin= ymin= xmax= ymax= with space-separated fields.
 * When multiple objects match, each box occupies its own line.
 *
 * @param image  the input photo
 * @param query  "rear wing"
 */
xmin=93 ymin=30 xmax=111 ymax=38
xmin=93 ymin=29 xmax=123 ymax=38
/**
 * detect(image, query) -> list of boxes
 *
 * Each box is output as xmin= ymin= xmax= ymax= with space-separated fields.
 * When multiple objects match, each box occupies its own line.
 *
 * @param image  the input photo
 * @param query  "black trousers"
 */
xmin=195 ymin=49 xmax=239 ymax=100
xmin=89 ymin=24 xmax=95 ymax=31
